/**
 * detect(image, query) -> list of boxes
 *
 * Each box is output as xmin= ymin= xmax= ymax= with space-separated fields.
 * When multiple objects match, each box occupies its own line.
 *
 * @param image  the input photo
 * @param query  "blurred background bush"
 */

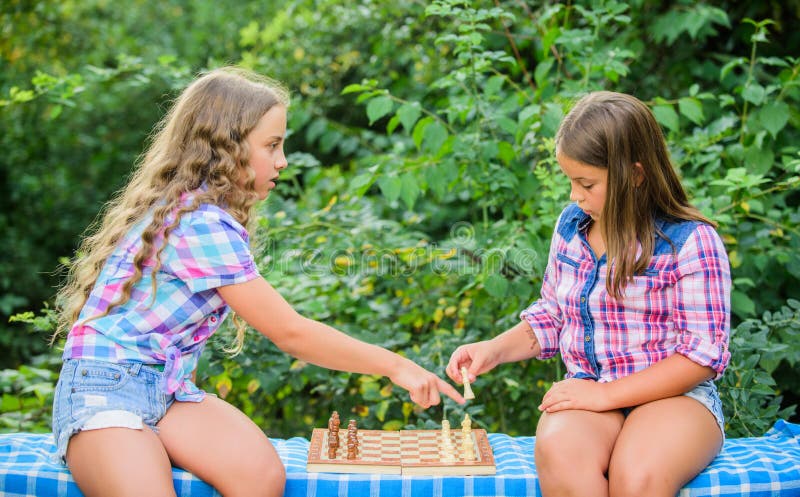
xmin=1 ymin=0 xmax=798 ymax=438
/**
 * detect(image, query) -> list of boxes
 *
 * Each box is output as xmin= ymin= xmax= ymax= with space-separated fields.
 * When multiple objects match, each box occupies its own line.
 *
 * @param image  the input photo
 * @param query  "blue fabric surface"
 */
xmin=1 ymin=421 xmax=799 ymax=496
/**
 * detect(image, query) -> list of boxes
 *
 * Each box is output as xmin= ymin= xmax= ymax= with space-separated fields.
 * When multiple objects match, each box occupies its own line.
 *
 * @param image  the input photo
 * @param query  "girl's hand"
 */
xmin=390 ymin=359 xmax=465 ymax=408
xmin=538 ymin=378 xmax=610 ymax=413
xmin=445 ymin=340 xmax=501 ymax=386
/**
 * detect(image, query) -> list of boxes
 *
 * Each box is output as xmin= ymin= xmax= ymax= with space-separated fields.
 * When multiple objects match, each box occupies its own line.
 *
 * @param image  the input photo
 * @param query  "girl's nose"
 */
xmin=276 ymin=151 xmax=288 ymax=170
xmin=569 ymin=186 xmax=579 ymax=203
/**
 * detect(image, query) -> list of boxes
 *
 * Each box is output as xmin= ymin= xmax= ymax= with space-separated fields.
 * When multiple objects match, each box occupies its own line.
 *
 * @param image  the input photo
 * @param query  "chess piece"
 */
xmin=346 ymin=440 xmax=357 ymax=460
xmin=345 ymin=419 xmax=359 ymax=459
xmin=461 ymin=413 xmax=472 ymax=433
xmin=462 ymin=435 xmax=475 ymax=461
xmin=327 ymin=411 xmax=341 ymax=456
xmin=329 ymin=411 xmax=340 ymax=431
xmin=460 ymin=366 xmax=475 ymax=400
xmin=460 ymin=413 xmax=475 ymax=461
xmin=440 ymin=419 xmax=457 ymax=462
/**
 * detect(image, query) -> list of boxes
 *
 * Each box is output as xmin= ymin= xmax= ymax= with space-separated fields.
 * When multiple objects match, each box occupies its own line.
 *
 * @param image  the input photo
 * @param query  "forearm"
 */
xmin=603 ymin=353 xmax=715 ymax=409
xmin=490 ymin=320 xmax=542 ymax=364
xmin=276 ymin=316 xmax=407 ymax=377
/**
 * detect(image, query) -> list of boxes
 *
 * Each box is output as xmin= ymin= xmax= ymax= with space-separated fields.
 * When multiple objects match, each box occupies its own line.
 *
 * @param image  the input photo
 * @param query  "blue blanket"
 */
xmin=1 ymin=421 xmax=799 ymax=496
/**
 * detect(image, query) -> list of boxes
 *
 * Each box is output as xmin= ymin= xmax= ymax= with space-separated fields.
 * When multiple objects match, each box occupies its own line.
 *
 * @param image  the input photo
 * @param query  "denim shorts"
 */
xmin=51 ymin=358 xmax=175 ymax=462
xmin=622 ymin=379 xmax=725 ymax=438
xmin=684 ymin=379 xmax=725 ymax=438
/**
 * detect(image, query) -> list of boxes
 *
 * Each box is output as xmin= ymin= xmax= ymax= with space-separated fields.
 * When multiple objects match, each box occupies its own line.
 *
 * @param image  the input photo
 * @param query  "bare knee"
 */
xmin=219 ymin=448 xmax=286 ymax=497
xmin=534 ymin=429 xmax=574 ymax=474
xmin=609 ymin=465 xmax=671 ymax=497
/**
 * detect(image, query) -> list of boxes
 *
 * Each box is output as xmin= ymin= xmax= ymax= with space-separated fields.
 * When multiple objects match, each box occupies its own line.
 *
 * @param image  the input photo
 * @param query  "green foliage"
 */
xmin=719 ymin=300 xmax=800 ymax=437
xmin=3 ymin=0 xmax=799 ymax=439
xmin=0 ymin=354 xmax=60 ymax=433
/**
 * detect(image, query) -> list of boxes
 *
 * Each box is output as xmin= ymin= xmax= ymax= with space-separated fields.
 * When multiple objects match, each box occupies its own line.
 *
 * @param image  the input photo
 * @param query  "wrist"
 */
xmin=599 ymin=380 xmax=623 ymax=410
xmin=384 ymin=352 xmax=411 ymax=380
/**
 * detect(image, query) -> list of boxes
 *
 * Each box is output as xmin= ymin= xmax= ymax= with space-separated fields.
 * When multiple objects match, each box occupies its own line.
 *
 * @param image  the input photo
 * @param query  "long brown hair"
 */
xmin=55 ymin=67 xmax=289 ymax=351
xmin=555 ymin=91 xmax=713 ymax=299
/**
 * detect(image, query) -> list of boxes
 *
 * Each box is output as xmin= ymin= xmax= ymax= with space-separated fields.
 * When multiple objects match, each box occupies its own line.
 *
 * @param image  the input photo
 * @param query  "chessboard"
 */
xmin=306 ymin=428 xmax=496 ymax=476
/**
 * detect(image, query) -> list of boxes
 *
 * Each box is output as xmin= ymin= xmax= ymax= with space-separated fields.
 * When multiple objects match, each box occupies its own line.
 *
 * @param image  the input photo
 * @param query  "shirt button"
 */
xmin=580 ymin=297 xmax=586 ymax=303
xmin=585 ymin=336 xmax=591 ymax=342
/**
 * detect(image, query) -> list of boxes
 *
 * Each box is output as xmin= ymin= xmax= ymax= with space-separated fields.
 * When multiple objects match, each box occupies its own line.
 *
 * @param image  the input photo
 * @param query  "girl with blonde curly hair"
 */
xmin=53 ymin=67 xmax=463 ymax=497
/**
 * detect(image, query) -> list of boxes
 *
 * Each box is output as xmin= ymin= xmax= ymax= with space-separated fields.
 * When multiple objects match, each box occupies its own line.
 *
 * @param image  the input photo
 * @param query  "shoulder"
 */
xmin=555 ymin=203 xmax=588 ymax=242
xmin=177 ymin=203 xmax=250 ymax=242
xmin=654 ymin=217 xmax=724 ymax=258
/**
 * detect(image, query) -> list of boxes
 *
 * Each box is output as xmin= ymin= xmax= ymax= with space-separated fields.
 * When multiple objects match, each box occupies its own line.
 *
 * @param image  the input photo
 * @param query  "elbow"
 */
xmin=266 ymin=314 xmax=308 ymax=354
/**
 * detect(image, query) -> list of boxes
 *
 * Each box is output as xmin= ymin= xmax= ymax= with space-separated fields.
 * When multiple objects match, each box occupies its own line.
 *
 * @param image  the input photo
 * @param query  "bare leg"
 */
xmin=609 ymin=396 xmax=723 ymax=497
xmin=535 ymin=409 xmax=625 ymax=497
xmin=66 ymin=427 xmax=176 ymax=497
xmin=157 ymin=395 xmax=286 ymax=497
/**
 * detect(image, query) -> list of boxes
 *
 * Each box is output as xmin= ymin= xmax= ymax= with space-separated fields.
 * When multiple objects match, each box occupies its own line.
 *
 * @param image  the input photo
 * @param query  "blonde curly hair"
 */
xmin=55 ymin=67 xmax=289 ymax=353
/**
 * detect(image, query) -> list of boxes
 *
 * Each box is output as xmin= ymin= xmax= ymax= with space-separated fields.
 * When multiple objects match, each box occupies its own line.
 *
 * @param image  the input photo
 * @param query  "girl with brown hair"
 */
xmin=448 ymin=91 xmax=730 ymax=497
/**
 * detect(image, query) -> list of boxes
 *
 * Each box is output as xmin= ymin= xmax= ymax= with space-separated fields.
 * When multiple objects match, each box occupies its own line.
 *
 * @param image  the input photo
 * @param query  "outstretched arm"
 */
xmin=218 ymin=276 xmax=465 ymax=408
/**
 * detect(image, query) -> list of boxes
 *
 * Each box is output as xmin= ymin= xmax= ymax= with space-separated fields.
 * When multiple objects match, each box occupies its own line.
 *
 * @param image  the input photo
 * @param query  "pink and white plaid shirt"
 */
xmin=521 ymin=203 xmax=731 ymax=382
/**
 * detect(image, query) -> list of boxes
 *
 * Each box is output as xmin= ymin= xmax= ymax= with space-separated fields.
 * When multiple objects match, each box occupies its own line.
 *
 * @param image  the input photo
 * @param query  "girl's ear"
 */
xmin=633 ymin=162 xmax=645 ymax=187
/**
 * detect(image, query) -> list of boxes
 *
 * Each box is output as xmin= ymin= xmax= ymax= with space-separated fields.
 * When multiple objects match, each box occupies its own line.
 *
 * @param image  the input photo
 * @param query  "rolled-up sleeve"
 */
xmin=520 ymin=227 xmax=563 ymax=359
xmin=672 ymin=224 xmax=731 ymax=378
xmin=166 ymin=207 xmax=260 ymax=293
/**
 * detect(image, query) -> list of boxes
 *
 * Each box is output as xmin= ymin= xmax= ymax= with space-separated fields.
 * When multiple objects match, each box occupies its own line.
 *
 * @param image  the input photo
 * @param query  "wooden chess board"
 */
xmin=306 ymin=428 xmax=496 ymax=475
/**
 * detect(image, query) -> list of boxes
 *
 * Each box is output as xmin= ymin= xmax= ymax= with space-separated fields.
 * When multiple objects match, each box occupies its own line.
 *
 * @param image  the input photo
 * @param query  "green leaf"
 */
xmin=498 ymin=141 xmax=515 ymax=165
xmin=366 ymin=96 xmax=394 ymax=125
xmin=741 ymin=84 xmax=765 ymax=105
xmin=397 ymin=103 xmax=422 ymax=132
xmin=732 ymin=290 xmax=756 ymax=317
xmin=341 ymin=83 xmax=370 ymax=95
xmin=678 ymin=97 xmax=704 ymax=125
xmin=743 ymin=146 xmax=774 ymax=176
xmin=652 ymin=104 xmax=679 ymax=132
xmin=426 ymin=165 xmax=448 ymax=198
xmin=541 ymin=103 xmax=563 ymax=137
xmin=386 ymin=115 xmax=401 ymax=135
xmin=350 ymin=172 xmax=376 ymax=196
xmin=422 ymin=121 xmax=448 ymax=154
xmin=377 ymin=175 xmax=402 ymax=203
xmin=412 ymin=116 xmax=434 ymax=150
xmin=399 ymin=173 xmax=420 ymax=210
xmin=484 ymin=274 xmax=509 ymax=297
xmin=757 ymin=101 xmax=790 ymax=138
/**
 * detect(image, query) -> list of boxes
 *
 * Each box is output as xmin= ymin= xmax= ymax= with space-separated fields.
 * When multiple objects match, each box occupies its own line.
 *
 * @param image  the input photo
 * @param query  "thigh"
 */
xmin=156 ymin=394 xmax=285 ymax=496
xmin=609 ymin=396 xmax=723 ymax=494
xmin=536 ymin=409 xmax=625 ymax=470
xmin=67 ymin=427 xmax=175 ymax=497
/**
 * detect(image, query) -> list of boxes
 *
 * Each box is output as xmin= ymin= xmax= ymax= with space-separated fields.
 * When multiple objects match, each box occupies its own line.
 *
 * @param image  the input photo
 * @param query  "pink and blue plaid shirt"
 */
xmin=63 ymin=194 xmax=260 ymax=402
xmin=521 ymin=203 xmax=731 ymax=382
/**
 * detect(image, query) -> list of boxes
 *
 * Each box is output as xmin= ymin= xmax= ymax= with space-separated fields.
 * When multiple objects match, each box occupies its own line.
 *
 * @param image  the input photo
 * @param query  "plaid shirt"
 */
xmin=63 ymin=194 xmax=259 ymax=401
xmin=521 ymin=203 xmax=731 ymax=382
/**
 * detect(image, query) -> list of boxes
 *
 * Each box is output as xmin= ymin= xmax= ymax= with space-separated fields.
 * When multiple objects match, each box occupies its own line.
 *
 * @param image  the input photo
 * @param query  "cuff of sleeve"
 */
xmin=185 ymin=260 xmax=260 ymax=293
xmin=520 ymin=309 xmax=558 ymax=360
xmin=675 ymin=333 xmax=730 ymax=380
